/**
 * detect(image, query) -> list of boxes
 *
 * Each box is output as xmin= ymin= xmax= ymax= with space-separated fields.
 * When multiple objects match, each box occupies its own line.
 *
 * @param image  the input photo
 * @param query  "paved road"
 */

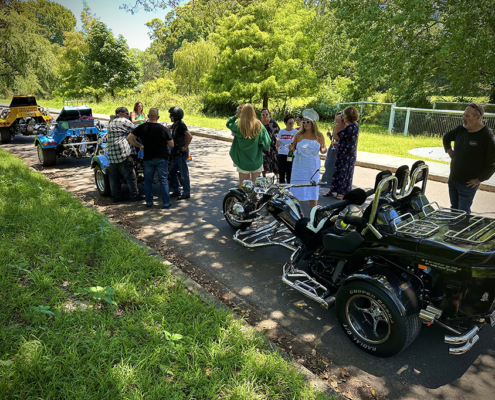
xmin=2 ymin=134 xmax=495 ymax=400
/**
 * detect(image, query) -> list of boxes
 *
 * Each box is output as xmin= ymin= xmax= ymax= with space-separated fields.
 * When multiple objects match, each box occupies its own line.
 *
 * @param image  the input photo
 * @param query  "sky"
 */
xmin=57 ymin=0 xmax=168 ymax=51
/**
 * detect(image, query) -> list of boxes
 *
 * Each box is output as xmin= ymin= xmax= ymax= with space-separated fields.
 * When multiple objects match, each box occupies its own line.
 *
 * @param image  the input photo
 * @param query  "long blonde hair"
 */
xmin=238 ymin=104 xmax=262 ymax=139
xmin=294 ymin=120 xmax=325 ymax=146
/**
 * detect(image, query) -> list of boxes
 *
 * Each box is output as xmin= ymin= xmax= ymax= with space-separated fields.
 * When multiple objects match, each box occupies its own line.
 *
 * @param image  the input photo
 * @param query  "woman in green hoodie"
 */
xmin=227 ymin=104 xmax=271 ymax=186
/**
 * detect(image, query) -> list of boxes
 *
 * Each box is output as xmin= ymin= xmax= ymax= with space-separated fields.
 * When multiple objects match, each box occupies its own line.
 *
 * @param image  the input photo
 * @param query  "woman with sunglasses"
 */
xmin=260 ymin=108 xmax=281 ymax=179
xmin=322 ymin=111 xmax=345 ymax=197
xmin=131 ymin=102 xmax=146 ymax=125
xmin=330 ymin=106 xmax=360 ymax=200
xmin=289 ymin=109 xmax=327 ymax=209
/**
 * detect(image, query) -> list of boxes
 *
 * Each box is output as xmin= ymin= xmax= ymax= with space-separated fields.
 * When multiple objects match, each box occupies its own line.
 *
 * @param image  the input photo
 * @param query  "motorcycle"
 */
xmin=223 ymin=162 xmax=495 ymax=357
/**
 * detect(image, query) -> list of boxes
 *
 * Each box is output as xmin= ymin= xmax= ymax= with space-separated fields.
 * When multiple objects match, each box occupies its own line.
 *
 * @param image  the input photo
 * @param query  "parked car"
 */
xmin=0 ymin=95 xmax=53 ymax=143
xmin=34 ymin=105 xmax=106 ymax=166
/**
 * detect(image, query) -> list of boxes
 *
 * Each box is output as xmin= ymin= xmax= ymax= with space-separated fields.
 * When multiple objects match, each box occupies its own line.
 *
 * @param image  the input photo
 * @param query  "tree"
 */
xmin=173 ymin=39 xmax=218 ymax=93
xmin=54 ymin=30 xmax=89 ymax=99
xmin=145 ymin=0 xmax=250 ymax=69
xmin=0 ymin=9 xmax=57 ymax=94
xmin=21 ymin=0 xmax=76 ymax=45
xmin=82 ymin=21 xmax=140 ymax=100
xmin=205 ymin=0 xmax=317 ymax=109
xmin=333 ymin=0 xmax=495 ymax=105
xmin=81 ymin=0 xmax=99 ymax=35
xmin=138 ymin=49 xmax=162 ymax=82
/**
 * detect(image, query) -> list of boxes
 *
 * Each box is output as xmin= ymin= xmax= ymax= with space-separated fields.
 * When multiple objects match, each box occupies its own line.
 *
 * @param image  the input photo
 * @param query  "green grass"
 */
xmin=0 ymin=150 xmax=331 ymax=399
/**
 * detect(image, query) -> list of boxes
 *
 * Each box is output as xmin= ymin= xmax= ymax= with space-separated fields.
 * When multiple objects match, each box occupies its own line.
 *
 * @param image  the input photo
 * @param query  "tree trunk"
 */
xmin=263 ymin=93 xmax=269 ymax=109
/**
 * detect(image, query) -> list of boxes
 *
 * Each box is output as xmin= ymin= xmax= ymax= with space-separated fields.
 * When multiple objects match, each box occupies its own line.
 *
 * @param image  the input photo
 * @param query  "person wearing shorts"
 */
xmin=227 ymin=104 xmax=271 ymax=186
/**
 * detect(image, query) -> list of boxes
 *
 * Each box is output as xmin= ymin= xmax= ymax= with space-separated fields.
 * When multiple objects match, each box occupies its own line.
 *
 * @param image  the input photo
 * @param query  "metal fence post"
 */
xmin=336 ymin=102 xmax=340 ymax=111
xmin=360 ymin=101 xmax=364 ymax=118
xmin=404 ymin=108 xmax=411 ymax=136
xmin=388 ymin=103 xmax=396 ymax=133
xmin=433 ymin=101 xmax=436 ymax=109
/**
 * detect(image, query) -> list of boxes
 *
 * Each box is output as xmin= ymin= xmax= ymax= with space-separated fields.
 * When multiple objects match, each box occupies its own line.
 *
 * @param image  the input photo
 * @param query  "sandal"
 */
xmin=322 ymin=191 xmax=333 ymax=197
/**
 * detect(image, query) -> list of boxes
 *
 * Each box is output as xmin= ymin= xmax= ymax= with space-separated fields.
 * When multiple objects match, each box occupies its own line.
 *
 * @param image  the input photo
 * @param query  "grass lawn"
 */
xmin=0 ymin=150 xmax=331 ymax=399
xmin=0 ymin=98 xmax=448 ymax=164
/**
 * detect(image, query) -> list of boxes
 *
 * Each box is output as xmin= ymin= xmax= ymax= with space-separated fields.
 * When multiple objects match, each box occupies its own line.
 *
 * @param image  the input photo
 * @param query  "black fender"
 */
xmin=227 ymin=187 xmax=248 ymax=202
xmin=342 ymin=268 xmax=421 ymax=317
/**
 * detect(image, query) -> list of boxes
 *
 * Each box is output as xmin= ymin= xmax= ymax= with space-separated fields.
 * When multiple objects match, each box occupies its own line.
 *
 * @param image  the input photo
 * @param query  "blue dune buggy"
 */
xmin=34 ymin=105 xmax=106 ymax=166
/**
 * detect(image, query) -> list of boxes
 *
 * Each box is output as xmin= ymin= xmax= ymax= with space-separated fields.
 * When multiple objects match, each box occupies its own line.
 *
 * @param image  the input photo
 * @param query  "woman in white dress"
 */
xmin=289 ymin=109 xmax=327 ymax=209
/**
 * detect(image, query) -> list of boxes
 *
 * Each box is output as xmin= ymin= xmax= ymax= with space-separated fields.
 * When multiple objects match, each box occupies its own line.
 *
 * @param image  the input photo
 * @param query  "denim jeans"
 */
xmin=109 ymin=156 xmax=139 ymax=201
xmin=448 ymin=178 xmax=479 ymax=214
xmin=144 ymin=158 xmax=170 ymax=206
xmin=321 ymin=145 xmax=337 ymax=187
xmin=169 ymin=154 xmax=190 ymax=196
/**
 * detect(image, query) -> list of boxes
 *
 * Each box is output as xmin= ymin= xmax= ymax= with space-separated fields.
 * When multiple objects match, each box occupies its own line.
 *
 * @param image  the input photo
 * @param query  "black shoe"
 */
xmin=162 ymin=203 xmax=172 ymax=209
xmin=177 ymin=194 xmax=190 ymax=200
xmin=131 ymin=195 xmax=145 ymax=202
xmin=146 ymin=203 xmax=153 ymax=208
xmin=170 ymin=192 xmax=181 ymax=198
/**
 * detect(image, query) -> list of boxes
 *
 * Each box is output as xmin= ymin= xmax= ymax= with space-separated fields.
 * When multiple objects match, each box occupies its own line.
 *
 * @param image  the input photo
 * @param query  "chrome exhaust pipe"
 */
xmin=448 ymin=335 xmax=480 ymax=355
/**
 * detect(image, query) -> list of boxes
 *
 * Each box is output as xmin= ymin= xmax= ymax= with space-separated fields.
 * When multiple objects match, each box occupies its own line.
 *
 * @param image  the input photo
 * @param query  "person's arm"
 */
xmin=131 ymin=112 xmax=139 ymax=124
xmin=319 ymin=135 xmax=327 ymax=154
xmin=127 ymin=133 xmax=144 ymax=151
xmin=443 ymin=128 xmax=456 ymax=159
xmin=182 ymin=130 xmax=193 ymax=152
xmin=260 ymin=126 xmax=271 ymax=151
xmin=473 ymin=130 xmax=495 ymax=184
xmin=226 ymin=116 xmax=237 ymax=130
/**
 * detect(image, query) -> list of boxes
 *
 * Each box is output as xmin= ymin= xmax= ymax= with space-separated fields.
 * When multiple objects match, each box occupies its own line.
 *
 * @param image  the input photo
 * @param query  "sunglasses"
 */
xmin=261 ymin=113 xmax=269 ymax=116
xmin=302 ymin=120 xmax=312 ymax=125
xmin=469 ymin=103 xmax=482 ymax=116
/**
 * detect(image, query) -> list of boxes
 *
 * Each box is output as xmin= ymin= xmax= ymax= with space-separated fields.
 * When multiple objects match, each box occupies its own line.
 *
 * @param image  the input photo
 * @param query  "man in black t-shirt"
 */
xmin=168 ymin=106 xmax=193 ymax=200
xmin=443 ymin=103 xmax=495 ymax=213
xmin=127 ymin=108 xmax=174 ymax=208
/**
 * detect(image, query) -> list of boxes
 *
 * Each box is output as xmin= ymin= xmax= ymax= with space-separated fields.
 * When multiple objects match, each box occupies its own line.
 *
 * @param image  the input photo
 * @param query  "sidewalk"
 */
xmin=4 ymin=104 xmax=493 ymax=192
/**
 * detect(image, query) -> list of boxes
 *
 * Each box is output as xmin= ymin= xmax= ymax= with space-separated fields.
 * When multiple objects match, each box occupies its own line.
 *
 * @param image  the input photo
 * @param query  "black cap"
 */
xmin=115 ymin=107 xmax=129 ymax=115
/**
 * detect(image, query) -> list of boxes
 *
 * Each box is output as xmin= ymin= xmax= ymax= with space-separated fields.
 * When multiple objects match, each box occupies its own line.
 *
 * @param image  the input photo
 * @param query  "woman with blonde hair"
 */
xmin=227 ymin=104 xmax=271 ymax=186
xmin=289 ymin=108 xmax=327 ymax=209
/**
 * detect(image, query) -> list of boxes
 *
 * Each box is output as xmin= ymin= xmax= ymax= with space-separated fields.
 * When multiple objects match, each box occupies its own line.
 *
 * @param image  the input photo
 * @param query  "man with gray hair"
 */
xmin=127 ymin=108 xmax=174 ymax=208
xmin=443 ymin=103 xmax=495 ymax=213
xmin=106 ymin=106 xmax=144 ymax=203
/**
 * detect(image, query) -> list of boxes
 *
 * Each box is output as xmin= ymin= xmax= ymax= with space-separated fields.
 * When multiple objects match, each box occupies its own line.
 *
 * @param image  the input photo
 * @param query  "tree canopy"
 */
xmin=205 ymin=0 xmax=317 ymax=108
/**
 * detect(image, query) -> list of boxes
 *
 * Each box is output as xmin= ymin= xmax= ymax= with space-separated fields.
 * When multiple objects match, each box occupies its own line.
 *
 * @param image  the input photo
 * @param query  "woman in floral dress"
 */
xmin=330 ymin=106 xmax=360 ymax=200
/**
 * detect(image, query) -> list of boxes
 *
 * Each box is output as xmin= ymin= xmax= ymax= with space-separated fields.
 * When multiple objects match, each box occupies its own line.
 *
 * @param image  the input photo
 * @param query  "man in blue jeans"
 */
xmin=443 ymin=103 xmax=495 ymax=213
xmin=127 ymin=108 xmax=174 ymax=209
xmin=168 ymin=106 xmax=193 ymax=200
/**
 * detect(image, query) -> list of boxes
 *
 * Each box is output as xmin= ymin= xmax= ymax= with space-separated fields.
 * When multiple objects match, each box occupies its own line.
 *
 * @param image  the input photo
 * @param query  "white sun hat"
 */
xmin=302 ymin=108 xmax=319 ymax=122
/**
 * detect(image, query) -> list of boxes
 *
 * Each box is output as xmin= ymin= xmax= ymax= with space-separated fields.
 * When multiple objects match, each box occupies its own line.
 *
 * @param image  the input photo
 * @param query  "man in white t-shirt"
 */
xmin=277 ymin=114 xmax=299 ymax=183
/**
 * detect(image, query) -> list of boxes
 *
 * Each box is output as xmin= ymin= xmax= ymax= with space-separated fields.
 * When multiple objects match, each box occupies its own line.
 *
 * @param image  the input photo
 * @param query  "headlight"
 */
xmin=232 ymin=203 xmax=244 ymax=216
xmin=241 ymin=179 xmax=254 ymax=193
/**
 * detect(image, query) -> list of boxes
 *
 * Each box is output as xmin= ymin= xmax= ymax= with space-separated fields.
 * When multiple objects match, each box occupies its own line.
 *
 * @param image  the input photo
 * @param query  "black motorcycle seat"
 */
xmin=323 ymin=231 xmax=365 ymax=254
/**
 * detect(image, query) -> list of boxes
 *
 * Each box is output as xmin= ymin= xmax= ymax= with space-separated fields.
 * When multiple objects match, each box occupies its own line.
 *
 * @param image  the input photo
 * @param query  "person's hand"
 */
xmin=466 ymin=178 xmax=480 ymax=188
xmin=140 ymin=145 xmax=144 ymax=151
xmin=447 ymin=149 xmax=454 ymax=159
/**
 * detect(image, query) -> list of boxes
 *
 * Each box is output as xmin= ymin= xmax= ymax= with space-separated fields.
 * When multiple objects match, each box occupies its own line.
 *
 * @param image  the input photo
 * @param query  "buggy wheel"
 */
xmin=37 ymin=145 xmax=56 ymax=166
xmin=0 ymin=127 xmax=11 ymax=144
xmin=94 ymin=165 xmax=111 ymax=197
xmin=336 ymin=281 xmax=421 ymax=357
xmin=223 ymin=192 xmax=252 ymax=230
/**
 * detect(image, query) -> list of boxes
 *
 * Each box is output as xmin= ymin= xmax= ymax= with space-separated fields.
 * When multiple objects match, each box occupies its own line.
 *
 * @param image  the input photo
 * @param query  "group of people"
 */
xmin=105 ymin=102 xmax=192 ymax=208
xmin=228 ymin=105 xmax=360 ymax=209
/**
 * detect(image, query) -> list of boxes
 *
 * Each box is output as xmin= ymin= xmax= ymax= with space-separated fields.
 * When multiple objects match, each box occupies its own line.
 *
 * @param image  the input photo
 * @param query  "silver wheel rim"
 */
xmin=37 ymin=145 xmax=44 ymax=163
xmin=345 ymin=294 xmax=391 ymax=345
xmin=95 ymin=168 xmax=106 ymax=192
xmin=224 ymin=196 xmax=243 ymax=228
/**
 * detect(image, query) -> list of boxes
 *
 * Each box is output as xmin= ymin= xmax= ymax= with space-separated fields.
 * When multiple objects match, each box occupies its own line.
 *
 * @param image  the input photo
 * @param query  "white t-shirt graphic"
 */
xmin=277 ymin=128 xmax=298 ymax=155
